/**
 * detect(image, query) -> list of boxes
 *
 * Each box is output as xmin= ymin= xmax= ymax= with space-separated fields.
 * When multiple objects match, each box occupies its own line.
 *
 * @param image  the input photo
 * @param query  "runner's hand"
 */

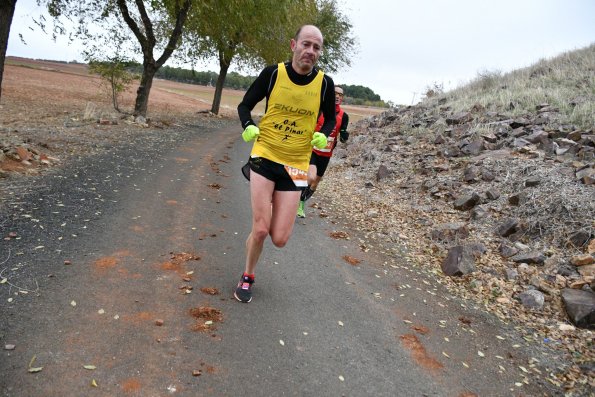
xmin=242 ymin=125 xmax=260 ymax=142
xmin=311 ymin=132 xmax=327 ymax=149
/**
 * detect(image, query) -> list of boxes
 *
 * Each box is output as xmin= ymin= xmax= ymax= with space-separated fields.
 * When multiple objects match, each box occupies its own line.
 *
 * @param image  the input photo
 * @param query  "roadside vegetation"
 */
xmin=424 ymin=43 xmax=595 ymax=130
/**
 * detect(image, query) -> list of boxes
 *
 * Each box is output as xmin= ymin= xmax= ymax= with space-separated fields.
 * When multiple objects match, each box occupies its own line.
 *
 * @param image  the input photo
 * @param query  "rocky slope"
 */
xmin=319 ymin=98 xmax=594 ymax=392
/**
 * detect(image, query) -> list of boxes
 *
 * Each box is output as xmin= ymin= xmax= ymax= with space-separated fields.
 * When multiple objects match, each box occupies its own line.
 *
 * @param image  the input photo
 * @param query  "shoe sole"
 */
xmin=234 ymin=290 xmax=252 ymax=303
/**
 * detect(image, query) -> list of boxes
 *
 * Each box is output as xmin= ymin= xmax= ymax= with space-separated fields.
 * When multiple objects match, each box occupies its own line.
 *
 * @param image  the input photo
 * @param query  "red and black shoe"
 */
xmin=234 ymin=274 xmax=254 ymax=303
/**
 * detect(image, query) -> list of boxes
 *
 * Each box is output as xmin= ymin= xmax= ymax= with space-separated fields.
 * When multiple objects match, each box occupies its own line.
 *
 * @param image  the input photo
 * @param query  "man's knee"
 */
xmin=251 ymin=226 xmax=269 ymax=243
xmin=271 ymin=234 xmax=289 ymax=248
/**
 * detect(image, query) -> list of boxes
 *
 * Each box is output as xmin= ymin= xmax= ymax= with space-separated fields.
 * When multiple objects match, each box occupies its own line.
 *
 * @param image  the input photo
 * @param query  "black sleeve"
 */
xmin=318 ymin=75 xmax=336 ymax=137
xmin=340 ymin=113 xmax=349 ymax=131
xmin=339 ymin=112 xmax=349 ymax=143
xmin=237 ymin=65 xmax=277 ymax=129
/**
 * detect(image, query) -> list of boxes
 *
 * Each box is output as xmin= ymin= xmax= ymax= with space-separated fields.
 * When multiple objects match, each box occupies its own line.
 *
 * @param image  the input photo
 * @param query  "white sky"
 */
xmin=7 ymin=0 xmax=595 ymax=105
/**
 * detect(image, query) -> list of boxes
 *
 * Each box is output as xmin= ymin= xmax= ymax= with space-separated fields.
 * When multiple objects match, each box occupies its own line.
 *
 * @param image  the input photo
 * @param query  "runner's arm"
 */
xmin=237 ymin=66 xmax=276 ymax=129
xmin=340 ymin=113 xmax=349 ymax=142
xmin=318 ymin=76 xmax=336 ymax=137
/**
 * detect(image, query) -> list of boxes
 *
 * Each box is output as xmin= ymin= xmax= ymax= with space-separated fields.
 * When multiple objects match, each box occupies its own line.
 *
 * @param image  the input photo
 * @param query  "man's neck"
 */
xmin=290 ymin=61 xmax=313 ymax=76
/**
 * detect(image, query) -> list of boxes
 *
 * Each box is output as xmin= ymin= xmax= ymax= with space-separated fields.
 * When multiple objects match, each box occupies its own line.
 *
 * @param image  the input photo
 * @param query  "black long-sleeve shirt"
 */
xmin=237 ymin=62 xmax=336 ymax=137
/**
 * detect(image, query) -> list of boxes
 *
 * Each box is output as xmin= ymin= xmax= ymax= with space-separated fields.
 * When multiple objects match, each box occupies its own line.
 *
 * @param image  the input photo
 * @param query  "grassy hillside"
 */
xmin=430 ymin=43 xmax=594 ymax=129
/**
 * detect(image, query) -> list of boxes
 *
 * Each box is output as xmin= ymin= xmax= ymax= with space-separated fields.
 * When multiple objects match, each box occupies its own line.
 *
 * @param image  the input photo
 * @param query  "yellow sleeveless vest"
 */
xmin=251 ymin=63 xmax=323 ymax=172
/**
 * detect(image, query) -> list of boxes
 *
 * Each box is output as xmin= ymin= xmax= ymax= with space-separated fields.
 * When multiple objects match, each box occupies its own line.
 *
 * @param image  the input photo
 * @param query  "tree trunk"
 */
xmin=211 ymin=49 xmax=232 ymax=115
xmin=116 ymin=0 xmax=191 ymax=118
xmin=211 ymin=64 xmax=229 ymax=115
xmin=134 ymin=61 xmax=156 ymax=117
xmin=0 ymin=0 xmax=17 ymax=103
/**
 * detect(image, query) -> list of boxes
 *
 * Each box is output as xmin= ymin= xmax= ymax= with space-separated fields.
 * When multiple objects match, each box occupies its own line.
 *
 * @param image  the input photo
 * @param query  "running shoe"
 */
xmin=297 ymin=201 xmax=306 ymax=218
xmin=234 ymin=274 xmax=254 ymax=303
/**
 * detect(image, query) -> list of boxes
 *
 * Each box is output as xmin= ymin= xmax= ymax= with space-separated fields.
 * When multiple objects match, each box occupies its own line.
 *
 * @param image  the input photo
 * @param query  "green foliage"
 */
xmin=89 ymin=57 xmax=138 ymax=111
xmin=341 ymin=84 xmax=381 ymax=101
xmin=310 ymin=0 xmax=358 ymax=74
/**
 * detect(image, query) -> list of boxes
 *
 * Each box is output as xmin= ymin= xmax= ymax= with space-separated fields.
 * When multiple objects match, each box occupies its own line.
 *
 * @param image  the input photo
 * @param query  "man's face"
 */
xmin=291 ymin=26 xmax=323 ymax=74
xmin=335 ymin=88 xmax=344 ymax=105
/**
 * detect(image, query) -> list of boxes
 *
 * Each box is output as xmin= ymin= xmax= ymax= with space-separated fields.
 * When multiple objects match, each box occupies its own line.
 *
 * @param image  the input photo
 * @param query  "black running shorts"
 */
xmin=309 ymin=152 xmax=331 ymax=177
xmin=241 ymin=157 xmax=301 ymax=191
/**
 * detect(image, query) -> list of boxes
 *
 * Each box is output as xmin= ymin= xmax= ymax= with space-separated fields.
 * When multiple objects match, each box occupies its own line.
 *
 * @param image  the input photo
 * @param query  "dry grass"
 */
xmin=433 ymin=43 xmax=595 ymax=129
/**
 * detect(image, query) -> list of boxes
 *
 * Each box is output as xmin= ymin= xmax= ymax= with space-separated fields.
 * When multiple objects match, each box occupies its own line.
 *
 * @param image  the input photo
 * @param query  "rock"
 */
xmin=441 ymin=245 xmax=476 ymax=276
xmin=376 ymin=164 xmax=391 ymax=181
xmin=470 ymin=206 xmax=488 ymax=220
xmin=505 ymin=268 xmax=519 ymax=280
xmin=463 ymin=166 xmax=480 ymax=183
xmin=446 ymin=112 xmax=472 ymax=125
xmin=453 ymin=192 xmax=480 ymax=211
xmin=517 ymin=289 xmax=545 ymax=309
xmin=481 ymin=168 xmax=495 ymax=181
xmin=576 ymin=167 xmax=595 ymax=185
xmin=430 ymin=223 xmax=469 ymax=243
xmin=557 ymin=264 xmax=580 ymax=278
xmin=499 ymin=242 xmax=519 ymax=258
xmin=509 ymin=118 xmax=531 ymax=129
xmin=565 ymin=231 xmax=591 ymax=249
xmin=508 ymin=191 xmax=527 ymax=206
xmin=571 ymin=254 xmax=595 ymax=266
xmin=461 ymin=139 xmax=484 ymax=156
xmin=496 ymin=218 xmax=519 ymax=237
xmin=511 ymin=251 xmax=546 ymax=265
xmin=578 ymin=264 xmax=595 ymax=278
xmin=485 ymin=189 xmax=500 ymax=200
xmin=525 ymin=130 xmax=549 ymax=144
xmin=524 ymin=176 xmax=541 ymax=187
xmin=561 ymin=288 xmax=595 ymax=329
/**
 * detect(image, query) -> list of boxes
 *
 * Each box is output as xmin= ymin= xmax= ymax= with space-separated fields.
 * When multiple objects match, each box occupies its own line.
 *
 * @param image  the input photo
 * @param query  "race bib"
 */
xmin=284 ymin=165 xmax=308 ymax=187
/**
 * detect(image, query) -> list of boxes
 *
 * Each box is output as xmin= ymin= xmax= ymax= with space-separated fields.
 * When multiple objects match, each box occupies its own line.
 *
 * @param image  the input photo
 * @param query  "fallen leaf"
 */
xmin=279 ymin=340 xmax=285 ymax=346
xmin=83 ymin=365 xmax=96 ymax=370
xmin=91 ymin=379 xmax=98 ymax=387
xmin=5 ymin=344 xmax=15 ymax=350
xmin=478 ymin=351 xmax=485 ymax=357
xmin=339 ymin=375 xmax=345 ymax=382
xmin=70 ymin=300 xmax=77 ymax=307
xmin=338 ymin=321 xmax=344 ymax=326
xmin=28 ymin=367 xmax=43 ymax=373
xmin=0 ymin=278 xmax=7 ymax=284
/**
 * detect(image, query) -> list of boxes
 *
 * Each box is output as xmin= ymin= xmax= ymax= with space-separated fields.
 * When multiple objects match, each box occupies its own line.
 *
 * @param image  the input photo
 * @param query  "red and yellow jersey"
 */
xmin=251 ymin=63 xmax=323 ymax=172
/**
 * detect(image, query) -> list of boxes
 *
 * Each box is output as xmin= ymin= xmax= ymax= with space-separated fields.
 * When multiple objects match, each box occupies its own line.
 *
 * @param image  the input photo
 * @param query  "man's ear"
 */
xmin=290 ymin=39 xmax=296 ymax=51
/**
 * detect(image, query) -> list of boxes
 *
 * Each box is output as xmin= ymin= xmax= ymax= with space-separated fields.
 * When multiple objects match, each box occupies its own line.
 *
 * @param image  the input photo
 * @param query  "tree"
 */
xmin=42 ymin=0 xmax=192 ymax=117
xmin=89 ymin=58 xmax=137 ymax=112
xmin=0 ymin=0 xmax=17 ymax=103
xmin=310 ymin=0 xmax=357 ymax=74
xmin=176 ymin=0 xmax=294 ymax=114
xmin=177 ymin=0 xmax=357 ymax=115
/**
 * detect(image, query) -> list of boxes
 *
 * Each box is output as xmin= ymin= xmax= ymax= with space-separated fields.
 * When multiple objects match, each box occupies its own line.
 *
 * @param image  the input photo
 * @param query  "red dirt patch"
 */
xmin=93 ymin=256 xmax=118 ymax=271
xmin=399 ymin=334 xmax=443 ymax=372
xmin=123 ymin=311 xmax=155 ymax=325
xmin=121 ymin=377 xmax=142 ymax=393
xmin=342 ymin=255 xmax=361 ymax=265
xmin=190 ymin=306 xmax=223 ymax=332
xmin=200 ymin=287 xmax=220 ymax=295
xmin=411 ymin=324 xmax=430 ymax=335
xmin=329 ymin=230 xmax=349 ymax=239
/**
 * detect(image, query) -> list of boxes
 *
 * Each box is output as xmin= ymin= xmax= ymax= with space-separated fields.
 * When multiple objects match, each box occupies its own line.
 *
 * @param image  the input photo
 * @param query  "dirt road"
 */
xmin=0 ymin=119 xmax=564 ymax=396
